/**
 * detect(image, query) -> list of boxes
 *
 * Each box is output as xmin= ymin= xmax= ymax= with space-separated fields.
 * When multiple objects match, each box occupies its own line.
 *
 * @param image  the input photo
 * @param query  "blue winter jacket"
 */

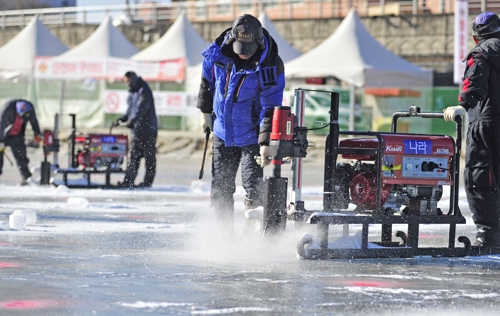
xmin=197 ymin=28 xmax=285 ymax=147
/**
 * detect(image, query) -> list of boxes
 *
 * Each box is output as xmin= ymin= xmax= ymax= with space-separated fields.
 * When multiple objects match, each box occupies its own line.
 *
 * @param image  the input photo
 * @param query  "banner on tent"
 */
xmin=104 ymin=90 xmax=292 ymax=117
xmin=33 ymin=57 xmax=185 ymax=82
xmin=104 ymin=89 xmax=199 ymax=116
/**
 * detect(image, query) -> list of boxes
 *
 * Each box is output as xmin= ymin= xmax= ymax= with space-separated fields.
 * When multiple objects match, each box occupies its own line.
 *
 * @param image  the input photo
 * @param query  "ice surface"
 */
xmin=1 ymin=178 xmax=498 ymax=315
xmin=54 ymin=184 xmax=71 ymax=194
xmin=0 ymin=220 xmax=9 ymax=230
xmin=119 ymin=301 xmax=194 ymax=309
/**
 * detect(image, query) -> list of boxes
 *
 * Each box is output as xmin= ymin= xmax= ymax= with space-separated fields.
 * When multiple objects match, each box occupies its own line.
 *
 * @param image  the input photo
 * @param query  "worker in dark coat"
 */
xmin=444 ymin=12 xmax=500 ymax=251
xmin=114 ymin=71 xmax=158 ymax=188
xmin=0 ymin=99 xmax=41 ymax=185
xmin=197 ymin=14 xmax=285 ymax=227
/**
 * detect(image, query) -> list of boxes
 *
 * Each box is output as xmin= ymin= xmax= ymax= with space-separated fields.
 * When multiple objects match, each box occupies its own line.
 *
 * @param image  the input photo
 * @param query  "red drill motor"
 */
xmin=269 ymin=106 xmax=308 ymax=164
xmin=263 ymin=106 xmax=308 ymax=235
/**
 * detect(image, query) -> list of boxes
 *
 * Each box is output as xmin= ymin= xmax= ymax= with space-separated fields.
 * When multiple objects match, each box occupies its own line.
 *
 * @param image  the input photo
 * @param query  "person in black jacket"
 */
xmin=113 ymin=71 xmax=158 ymax=188
xmin=444 ymin=12 xmax=500 ymax=250
xmin=0 ymin=99 xmax=41 ymax=185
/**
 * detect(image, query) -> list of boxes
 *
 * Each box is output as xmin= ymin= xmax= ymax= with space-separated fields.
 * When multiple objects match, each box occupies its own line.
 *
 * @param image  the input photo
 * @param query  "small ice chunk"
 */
xmin=13 ymin=210 xmax=37 ymax=225
xmin=9 ymin=212 xmax=26 ymax=230
xmin=245 ymin=206 xmax=263 ymax=231
xmin=67 ymin=197 xmax=89 ymax=207
xmin=245 ymin=206 xmax=263 ymax=219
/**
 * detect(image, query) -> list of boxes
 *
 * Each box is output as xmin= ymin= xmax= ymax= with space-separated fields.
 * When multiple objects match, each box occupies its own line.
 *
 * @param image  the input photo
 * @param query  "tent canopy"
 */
xmin=0 ymin=16 xmax=67 ymax=72
xmin=131 ymin=13 xmax=208 ymax=67
xmin=60 ymin=15 xmax=138 ymax=58
xmin=258 ymin=11 xmax=301 ymax=63
xmin=259 ymin=11 xmax=302 ymax=63
xmin=285 ymin=9 xmax=432 ymax=87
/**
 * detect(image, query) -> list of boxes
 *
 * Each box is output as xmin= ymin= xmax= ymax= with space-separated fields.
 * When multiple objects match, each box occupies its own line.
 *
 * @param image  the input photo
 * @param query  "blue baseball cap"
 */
xmin=16 ymin=101 xmax=32 ymax=116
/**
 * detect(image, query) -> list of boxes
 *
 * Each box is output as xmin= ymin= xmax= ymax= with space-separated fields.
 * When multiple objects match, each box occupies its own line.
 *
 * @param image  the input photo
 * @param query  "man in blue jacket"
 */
xmin=197 ymin=14 xmax=285 ymax=227
xmin=444 ymin=12 xmax=500 ymax=251
xmin=114 ymin=71 xmax=158 ymax=188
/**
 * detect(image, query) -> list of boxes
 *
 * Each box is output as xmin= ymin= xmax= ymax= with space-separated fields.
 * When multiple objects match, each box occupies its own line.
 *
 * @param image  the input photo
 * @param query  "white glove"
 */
xmin=443 ymin=105 xmax=466 ymax=122
xmin=255 ymin=145 xmax=271 ymax=168
xmin=0 ymin=142 xmax=4 ymax=152
xmin=201 ymin=112 xmax=213 ymax=132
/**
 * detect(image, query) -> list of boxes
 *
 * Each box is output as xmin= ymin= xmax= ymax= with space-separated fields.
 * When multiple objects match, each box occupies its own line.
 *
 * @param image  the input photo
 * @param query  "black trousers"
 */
xmin=123 ymin=132 xmax=157 ymax=186
xmin=464 ymin=119 xmax=500 ymax=244
xmin=211 ymin=135 xmax=263 ymax=221
xmin=0 ymin=134 xmax=31 ymax=179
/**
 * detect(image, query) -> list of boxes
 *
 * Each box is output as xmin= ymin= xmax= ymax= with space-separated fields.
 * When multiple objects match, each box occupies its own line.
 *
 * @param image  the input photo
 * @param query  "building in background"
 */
xmin=40 ymin=0 xmax=76 ymax=7
xmin=0 ymin=0 xmax=75 ymax=10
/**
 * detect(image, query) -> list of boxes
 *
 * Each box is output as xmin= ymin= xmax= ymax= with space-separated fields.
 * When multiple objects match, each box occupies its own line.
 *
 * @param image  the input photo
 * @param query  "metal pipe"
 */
xmin=291 ymin=89 xmax=305 ymax=207
xmin=323 ymin=91 xmax=340 ymax=211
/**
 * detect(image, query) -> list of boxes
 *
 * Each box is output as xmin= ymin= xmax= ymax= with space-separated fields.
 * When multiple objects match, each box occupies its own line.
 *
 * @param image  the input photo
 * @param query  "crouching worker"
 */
xmin=0 ymin=100 xmax=41 ymax=185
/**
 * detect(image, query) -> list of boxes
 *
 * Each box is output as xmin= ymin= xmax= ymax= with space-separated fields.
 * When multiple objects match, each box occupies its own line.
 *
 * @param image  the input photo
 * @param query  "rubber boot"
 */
xmin=244 ymin=196 xmax=259 ymax=211
xmin=470 ymin=225 xmax=500 ymax=255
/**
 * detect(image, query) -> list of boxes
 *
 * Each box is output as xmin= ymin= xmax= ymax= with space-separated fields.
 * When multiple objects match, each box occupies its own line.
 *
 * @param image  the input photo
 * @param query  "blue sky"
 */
xmin=77 ymin=0 xmax=171 ymax=6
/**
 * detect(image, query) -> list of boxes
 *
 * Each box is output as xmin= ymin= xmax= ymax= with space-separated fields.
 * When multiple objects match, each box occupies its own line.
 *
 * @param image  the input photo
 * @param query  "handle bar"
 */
xmin=391 ymin=105 xmax=464 ymax=217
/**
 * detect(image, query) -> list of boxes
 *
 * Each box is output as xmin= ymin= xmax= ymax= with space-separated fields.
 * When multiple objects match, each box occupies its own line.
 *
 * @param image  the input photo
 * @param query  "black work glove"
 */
xmin=112 ymin=117 xmax=127 ymax=127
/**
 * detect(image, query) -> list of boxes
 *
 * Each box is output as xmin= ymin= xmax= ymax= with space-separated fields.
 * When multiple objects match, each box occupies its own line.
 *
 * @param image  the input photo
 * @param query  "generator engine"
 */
xmin=333 ymin=134 xmax=454 ymax=215
xmin=73 ymin=134 xmax=128 ymax=169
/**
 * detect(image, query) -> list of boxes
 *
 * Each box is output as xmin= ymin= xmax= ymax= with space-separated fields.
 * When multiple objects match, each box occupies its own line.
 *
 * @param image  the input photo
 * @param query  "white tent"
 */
xmin=60 ymin=15 xmax=138 ymax=58
xmin=285 ymin=9 xmax=432 ymax=88
xmin=131 ymin=13 xmax=209 ymax=96
xmin=132 ymin=13 xmax=208 ymax=67
xmin=0 ymin=16 xmax=68 ymax=77
xmin=131 ymin=14 xmax=210 ymax=130
xmin=31 ymin=16 xmax=139 ymax=129
xmin=258 ymin=11 xmax=301 ymax=63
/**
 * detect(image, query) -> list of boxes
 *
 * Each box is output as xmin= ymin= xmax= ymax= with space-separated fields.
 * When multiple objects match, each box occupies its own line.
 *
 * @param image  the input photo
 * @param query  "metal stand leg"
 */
xmin=105 ymin=170 xmax=111 ymax=186
xmin=382 ymin=223 xmax=392 ymax=243
xmin=361 ymin=223 xmax=369 ymax=249
xmin=407 ymin=224 xmax=420 ymax=249
xmin=318 ymin=221 xmax=329 ymax=258
xmin=448 ymin=224 xmax=456 ymax=249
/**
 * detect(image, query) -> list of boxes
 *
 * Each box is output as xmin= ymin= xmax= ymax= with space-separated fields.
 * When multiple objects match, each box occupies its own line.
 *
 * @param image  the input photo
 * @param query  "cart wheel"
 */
xmin=297 ymin=233 xmax=314 ymax=259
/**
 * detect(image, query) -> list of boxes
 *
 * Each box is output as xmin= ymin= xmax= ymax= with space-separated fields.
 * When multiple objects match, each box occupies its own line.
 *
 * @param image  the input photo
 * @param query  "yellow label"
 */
xmin=382 ymin=164 xmax=402 ymax=171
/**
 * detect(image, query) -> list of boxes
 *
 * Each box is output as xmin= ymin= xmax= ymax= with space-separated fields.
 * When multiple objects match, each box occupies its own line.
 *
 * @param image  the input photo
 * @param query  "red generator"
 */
xmin=335 ymin=134 xmax=454 ymax=215
xmin=44 ymin=113 xmax=132 ymax=189
xmin=73 ymin=133 xmax=128 ymax=170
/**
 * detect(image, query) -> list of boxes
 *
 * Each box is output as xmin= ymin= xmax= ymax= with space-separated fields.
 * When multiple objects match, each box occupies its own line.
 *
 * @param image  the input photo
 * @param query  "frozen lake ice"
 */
xmin=1 ymin=154 xmax=500 ymax=315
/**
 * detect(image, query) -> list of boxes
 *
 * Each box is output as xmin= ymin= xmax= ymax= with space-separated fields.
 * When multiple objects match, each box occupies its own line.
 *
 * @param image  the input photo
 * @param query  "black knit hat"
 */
xmin=230 ymin=14 xmax=264 ymax=55
xmin=472 ymin=12 xmax=500 ymax=37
